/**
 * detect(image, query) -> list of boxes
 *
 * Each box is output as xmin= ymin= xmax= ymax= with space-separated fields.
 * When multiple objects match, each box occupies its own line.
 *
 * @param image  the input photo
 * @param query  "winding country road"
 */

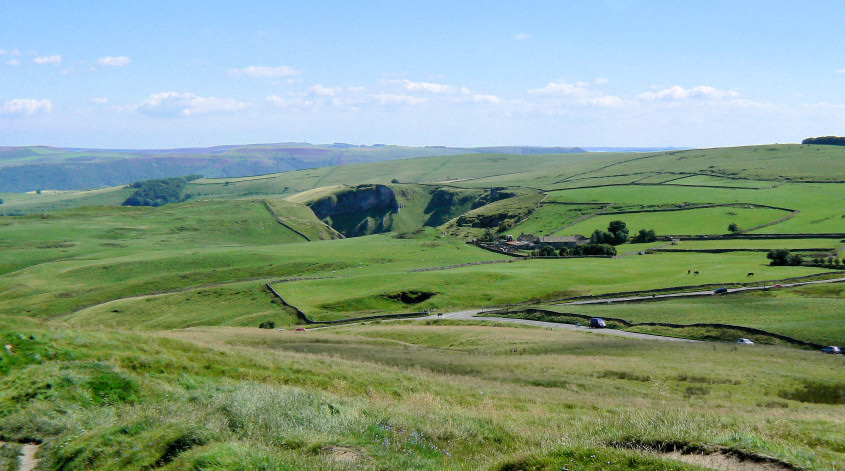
xmin=430 ymin=309 xmax=699 ymax=342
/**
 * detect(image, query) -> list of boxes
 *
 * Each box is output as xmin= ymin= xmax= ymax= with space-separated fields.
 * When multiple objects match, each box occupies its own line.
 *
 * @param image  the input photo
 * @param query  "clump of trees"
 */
xmin=802 ymin=136 xmax=845 ymax=146
xmin=258 ymin=321 xmax=276 ymax=329
xmin=560 ymin=243 xmax=617 ymax=257
xmin=533 ymin=245 xmax=557 ymax=257
xmin=122 ymin=174 xmax=202 ymax=207
xmin=727 ymin=222 xmax=742 ymax=234
xmin=591 ymin=220 xmax=629 ymax=245
xmin=767 ymin=249 xmax=804 ymax=266
xmin=631 ymin=228 xmax=657 ymax=243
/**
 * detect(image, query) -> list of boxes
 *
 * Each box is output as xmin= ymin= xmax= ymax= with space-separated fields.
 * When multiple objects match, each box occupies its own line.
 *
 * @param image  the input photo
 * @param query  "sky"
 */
xmin=2 ymin=0 xmax=845 ymax=149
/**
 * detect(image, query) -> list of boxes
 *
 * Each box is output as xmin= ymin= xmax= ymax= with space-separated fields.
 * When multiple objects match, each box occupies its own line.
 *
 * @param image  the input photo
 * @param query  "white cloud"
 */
xmin=529 ymin=80 xmax=626 ymax=108
xmin=0 ymin=49 xmax=21 ymax=56
xmin=0 ymin=98 xmax=52 ymax=116
xmin=92 ymin=97 xmax=110 ymax=104
xmin=6 ymin=59 xmax=20 ymax=66
xmin=403 ymin=80 xmax=457 ymax=94
xmin=308 ymin=85 xmax=341 ymax=97
xmin=97 ymin=56 xmax=131 ymax=67
xmin=33 ymin=54 xmax=62 ymax=66
xmin=228 ymin=65 xmax=300 ymax=78
xmin=514 ymin=33 xmax=530 ymax=40
xmin=836 ymin=68 xmax=845 ymax=74
xmin=638 ymin=85 xmax=739 ymax=101
xmin=594 ymin=78 xmax=609 ymax=85
xmin=137 ymin=92 xmax=250 ymax=117
xmin=373 ymin=93 xmax=428 ymax=106
xmin=472 ymin=94 xmax=501 ymax=104
xmin=529 ymin=81 xmax=593 ymax=97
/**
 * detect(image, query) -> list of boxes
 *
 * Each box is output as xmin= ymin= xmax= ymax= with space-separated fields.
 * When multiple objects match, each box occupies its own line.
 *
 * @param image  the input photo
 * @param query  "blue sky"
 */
xmin=2 ymin=0 xmax=845 ymax=148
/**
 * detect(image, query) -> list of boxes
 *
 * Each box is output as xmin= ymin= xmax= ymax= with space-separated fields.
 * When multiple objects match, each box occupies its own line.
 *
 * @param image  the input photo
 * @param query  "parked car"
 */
xmin=821 ymin=346 xmax=841 ymax=354
xmin=589 ymin=318 xmax=607 ymax=328
xmin=773 ymin=284 xmax=783 ymax=288
xmin=714 ymin=287 xmax=729 ymax=294
xmin=737 ymin=338 xmax=754 ymax=345
xmin=294 ymin=327 xmax=306 ymax=332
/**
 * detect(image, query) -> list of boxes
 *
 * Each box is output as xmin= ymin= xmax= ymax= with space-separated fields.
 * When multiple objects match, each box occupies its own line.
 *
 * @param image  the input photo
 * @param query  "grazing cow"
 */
xmin=687 ymin=269 xmax=691 ymax=275
xmin=747 ymin=272 xmax=754 ymax=277
xmin=694 ymin=270 xmax=700 ymax=275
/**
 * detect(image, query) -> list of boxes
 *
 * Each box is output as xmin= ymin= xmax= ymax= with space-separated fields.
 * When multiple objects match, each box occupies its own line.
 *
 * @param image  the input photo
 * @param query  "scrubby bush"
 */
xmin=258 ymin=321 xmax=276 ymax=329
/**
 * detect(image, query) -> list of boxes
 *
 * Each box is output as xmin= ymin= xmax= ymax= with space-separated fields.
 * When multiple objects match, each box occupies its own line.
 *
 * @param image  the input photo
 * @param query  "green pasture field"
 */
xmin=0 ymin=199 xmax=307 ymax=276
xmin=546 ymin=183 xmax=845 ymax=234
xmin=1 ymin=316 xmax=842 ymax=470
xmin=278 ymin=251 xmax=826 ymax=322
xmin=65 ymin=280 xmax=301 ymax=330
xmin=505 ymin=202 xmax=607 ymax=236
xmin=667 ymin=174 xmax=779 ymax=188
xmin=562 ymin=205 xmax=791 ymax=236
xmin=538 ymin=283 xmax=845 ymax=345
xmin=556 ymin=144 xmax=845 ymax=182
xmin=0 ymin=230 xmax=505 ymax=321
xmin=0 ymin=185 xmax=132 ymax=214
xmin=665 ymin=238 xmax=843 ymax=251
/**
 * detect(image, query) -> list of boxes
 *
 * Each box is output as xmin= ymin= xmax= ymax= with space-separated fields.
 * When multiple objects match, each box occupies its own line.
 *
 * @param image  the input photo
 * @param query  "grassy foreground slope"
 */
xmin=0 ymin=317 xmax=843 ymax=470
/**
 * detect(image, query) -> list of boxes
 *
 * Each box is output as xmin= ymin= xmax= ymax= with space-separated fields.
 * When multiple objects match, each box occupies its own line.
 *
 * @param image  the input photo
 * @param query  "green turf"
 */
xmin=546 ymin=283 xmax=845 ymax=345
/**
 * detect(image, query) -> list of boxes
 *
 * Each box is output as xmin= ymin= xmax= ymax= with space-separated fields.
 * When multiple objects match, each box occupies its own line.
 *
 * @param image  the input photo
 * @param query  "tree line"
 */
xmin=802 ymin=136 xmax=845 ymax=146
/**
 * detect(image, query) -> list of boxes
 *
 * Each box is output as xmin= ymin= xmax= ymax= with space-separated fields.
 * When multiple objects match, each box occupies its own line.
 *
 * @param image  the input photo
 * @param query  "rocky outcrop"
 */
xmin=308 ymin=184 xmax=398 ymax=220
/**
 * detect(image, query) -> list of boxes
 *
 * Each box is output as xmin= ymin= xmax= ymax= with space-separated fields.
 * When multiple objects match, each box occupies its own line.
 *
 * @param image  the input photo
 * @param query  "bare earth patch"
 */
xmin=662 ymin=450 xmax=798 ymax=471
xmin=323 ymin=445 xmax=364 ymax=462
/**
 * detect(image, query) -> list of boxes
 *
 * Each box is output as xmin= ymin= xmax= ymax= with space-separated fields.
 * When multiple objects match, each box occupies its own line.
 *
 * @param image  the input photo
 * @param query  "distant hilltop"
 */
xmin=0 ymin=143 xmax=585 ymax=193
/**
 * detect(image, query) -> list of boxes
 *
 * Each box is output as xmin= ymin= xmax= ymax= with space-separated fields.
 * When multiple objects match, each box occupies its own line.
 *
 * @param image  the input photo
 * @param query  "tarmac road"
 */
xmin=428 ymin=309 xmax=699 ymax=342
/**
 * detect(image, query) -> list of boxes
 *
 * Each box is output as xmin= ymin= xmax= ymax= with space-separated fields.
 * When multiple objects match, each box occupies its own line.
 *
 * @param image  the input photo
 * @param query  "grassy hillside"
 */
xmin=1 ymin=316 xmax=843 ymax=470
xmin=0 ymin=144 xmax=843 ymax=469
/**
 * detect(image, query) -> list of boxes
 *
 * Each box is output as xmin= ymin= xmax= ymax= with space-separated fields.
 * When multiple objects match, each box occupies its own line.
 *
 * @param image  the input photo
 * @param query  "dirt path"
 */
xmin=0 ymin=442 xmax=40 ymax=471
xmin=19 ymin=444 xmax=39 ymax=471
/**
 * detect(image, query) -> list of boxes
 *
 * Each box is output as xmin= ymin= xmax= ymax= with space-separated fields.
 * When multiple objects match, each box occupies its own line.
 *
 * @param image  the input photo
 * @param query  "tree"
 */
xmin=607 ymin=220 xmax=629 ymax=245
xmin=258 ymin=321 xmax=276 ymax=329
xmin=727 ymin=223 xmax=741 ymax=234
xmin=767 ymin=249 xmax=790 ymax=265
xmin=590 ymin=229 xmax=611 ymax=244
xmin=632 ymin=228 xmax=657 ymax=243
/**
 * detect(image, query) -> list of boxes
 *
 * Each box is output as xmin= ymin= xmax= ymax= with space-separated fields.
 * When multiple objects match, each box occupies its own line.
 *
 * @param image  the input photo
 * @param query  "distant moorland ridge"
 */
xmin=0 ymin=143 xmax=585 ymax=192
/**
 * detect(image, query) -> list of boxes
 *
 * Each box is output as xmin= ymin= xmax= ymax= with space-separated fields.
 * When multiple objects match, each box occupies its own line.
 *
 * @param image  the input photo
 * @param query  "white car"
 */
xmin=821 ymin=346 xmax=841 ymax=354
xmin=737 ymin=338 xmax=754 ymax=345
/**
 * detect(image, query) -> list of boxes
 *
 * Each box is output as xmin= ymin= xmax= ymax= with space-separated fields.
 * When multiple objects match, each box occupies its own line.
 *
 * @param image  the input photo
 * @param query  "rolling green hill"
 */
xmin=0 ymin=143 xmax=843 ymax=470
